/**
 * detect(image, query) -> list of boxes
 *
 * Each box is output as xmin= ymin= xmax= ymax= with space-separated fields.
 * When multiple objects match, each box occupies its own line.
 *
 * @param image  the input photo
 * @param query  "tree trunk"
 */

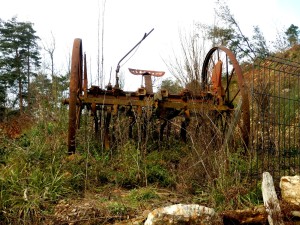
xmin=27 ymin=45 xmax=31 ymax=109
xmin=19 ymin=76 xmax=23 ymax=113
xmin=16 ymin=49 xmax=23 ymax=113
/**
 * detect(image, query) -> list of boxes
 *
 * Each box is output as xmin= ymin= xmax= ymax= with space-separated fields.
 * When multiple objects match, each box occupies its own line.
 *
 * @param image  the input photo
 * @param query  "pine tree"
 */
xmin=285 ymin=24 xmax=299 ymax=47
xmin=0 ymin=17 xmax=41 ymax=113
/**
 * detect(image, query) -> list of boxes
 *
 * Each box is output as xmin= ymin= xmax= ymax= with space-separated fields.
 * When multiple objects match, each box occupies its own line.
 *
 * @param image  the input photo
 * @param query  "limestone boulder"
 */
xmin=144 ymin=203 xmax=215 ymax=225
xmin=280 ymin=175 xmax=300 ymax=206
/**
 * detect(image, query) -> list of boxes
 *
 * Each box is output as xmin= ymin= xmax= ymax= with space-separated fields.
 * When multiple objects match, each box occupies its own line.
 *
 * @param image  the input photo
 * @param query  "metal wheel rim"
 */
xmin=68 ymin=38 xmax=83 ymax=154
xmin=201 ymin=46 xmax=250 ymax=148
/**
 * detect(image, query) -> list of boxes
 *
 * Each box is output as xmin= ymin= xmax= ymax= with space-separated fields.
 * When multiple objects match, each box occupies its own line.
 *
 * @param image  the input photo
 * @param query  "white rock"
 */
xmin=144 ymin=203 xmax=215 ymax=225
xmin=280 ymin=175 xmax=300 ymax=205
xmin=262 ymin=172 xmax=284 ymax=225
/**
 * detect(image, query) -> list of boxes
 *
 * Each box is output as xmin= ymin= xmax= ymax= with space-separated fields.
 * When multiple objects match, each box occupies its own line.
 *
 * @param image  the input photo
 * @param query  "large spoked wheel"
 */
xmin=201 ymin=46 xmax=250 ymax=148
xmin=68 ymin=38 xmax=83 ymax=154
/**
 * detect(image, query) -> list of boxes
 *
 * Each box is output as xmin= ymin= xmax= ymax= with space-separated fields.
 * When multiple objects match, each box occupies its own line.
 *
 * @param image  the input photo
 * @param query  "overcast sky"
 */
xmin=1 ymin=0 xmax=300 ymax=91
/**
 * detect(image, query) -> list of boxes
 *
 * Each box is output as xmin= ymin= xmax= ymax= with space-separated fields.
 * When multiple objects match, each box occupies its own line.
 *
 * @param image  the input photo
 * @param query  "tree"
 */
xmin=43 ymin=32 xmax=58 ymax=101
xmin=202 ymin=23 xmax=234 ymax=47
xmin=164 ymin=27 xmax=207 ymax=91
xmin=30 ymin=72 xmax=52 ymax=102
xmin=97 ymin=0 xmax=106 ymax=88
xmin=252 ymin=26 xmax=269 ymax=57
xmin=202 ymin=1 xmax=269 ymax=61
xmin=285 ymin=24 xmax=299 ymax=47
xmin=0 ymin=17 xmax=41 ymax=112
xmin=159 ymin=78 xmax=182 ymax=94
xmin=0 ymin=84 xmax=6 ymax=121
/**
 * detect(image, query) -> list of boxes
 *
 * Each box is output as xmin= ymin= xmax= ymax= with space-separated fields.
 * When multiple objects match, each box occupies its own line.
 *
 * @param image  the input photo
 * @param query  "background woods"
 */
xmin=0 ymin=17 xmax=69 ymax=120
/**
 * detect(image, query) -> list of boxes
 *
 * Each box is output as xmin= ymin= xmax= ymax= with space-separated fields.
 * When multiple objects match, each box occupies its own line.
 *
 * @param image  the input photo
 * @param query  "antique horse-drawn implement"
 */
xmin=64 ymin=29 xmax=250 ymax=154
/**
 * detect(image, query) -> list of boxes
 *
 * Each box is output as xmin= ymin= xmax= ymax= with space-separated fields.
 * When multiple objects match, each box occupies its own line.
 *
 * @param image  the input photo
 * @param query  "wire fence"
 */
xmin=250 ymin=55 xmax=300 ymax=183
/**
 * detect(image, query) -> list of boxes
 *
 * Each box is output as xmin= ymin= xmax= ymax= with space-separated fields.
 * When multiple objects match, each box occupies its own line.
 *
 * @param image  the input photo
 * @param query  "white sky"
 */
xmin=1 ymin=0 xmax=300 ymax=91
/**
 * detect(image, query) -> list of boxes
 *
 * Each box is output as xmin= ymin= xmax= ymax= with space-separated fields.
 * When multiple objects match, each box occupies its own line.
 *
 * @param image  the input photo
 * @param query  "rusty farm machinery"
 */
xmin=64 ymin=29 xmax=250 ymax=154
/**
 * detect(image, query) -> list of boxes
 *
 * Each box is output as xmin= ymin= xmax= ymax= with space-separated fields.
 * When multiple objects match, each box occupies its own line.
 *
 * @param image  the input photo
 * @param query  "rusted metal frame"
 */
xmin=76 ymin=95 xmax=82 ymax=129
xmin=76 ymin=92 xmax=232 ymax=145
xmin=67 ymin=40 xmax=250 ymax=152
xmin=225 ymin=54 xmax=230 ymax=103
xmin=110 ymin=104 xmax=119 ymax=148
xmin=180 ymin=109 xmax=191 ymax=142
xmin=79 ymin=95 xmax=231 ymax=111
xmin=125 ymin=106 xmax=137 ymax=140
xmin=156 ymin=108 xmax=182 ymax=142
xmin=211 ymin=60 xmax=225 ymax=104
xmin=83 ymin=53 xmax=88 ymax=98
xmin=218 ymin=110 xmax=231 ymax=136
xmin=144 ymin=75 xmax=153 ymax=94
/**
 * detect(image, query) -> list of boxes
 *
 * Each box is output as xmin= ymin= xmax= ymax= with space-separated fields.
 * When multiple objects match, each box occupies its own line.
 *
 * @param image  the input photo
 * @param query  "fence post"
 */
xmin=262 ymin=172 xmax=284 ymax=225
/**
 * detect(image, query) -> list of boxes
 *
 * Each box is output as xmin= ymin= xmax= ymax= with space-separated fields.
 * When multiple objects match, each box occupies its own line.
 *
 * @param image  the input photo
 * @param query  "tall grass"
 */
xmin=0 ymin=99 xmax=260 ymax=224
xmin=0 ymin=102 xmax=78 ymax=224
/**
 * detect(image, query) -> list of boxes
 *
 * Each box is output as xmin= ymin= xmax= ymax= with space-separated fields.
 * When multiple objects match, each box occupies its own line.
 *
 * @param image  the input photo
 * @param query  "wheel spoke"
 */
xmin=225 ymin=68 xmax=235 ymax=94
xmin=228 ymin=89 xmax=240 ymax=107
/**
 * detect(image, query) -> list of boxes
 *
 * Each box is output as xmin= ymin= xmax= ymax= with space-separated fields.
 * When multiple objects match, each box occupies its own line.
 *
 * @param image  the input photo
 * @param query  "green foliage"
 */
xmin=0 ymin=105 xmax=74 ymax=223
xmin=208 ymin=173 xmax=261 ymax=211
xmin=145 ymin=150 xmax=179 ymax=187
xmin=0 ymin=85 xmax=6 ymax=111
xmin=252 ymin=26 xmax=269 ymax=57
xmin=285 ymin=24 xmax=299 ymax=47
xmin=107 ymin=202 xmax=128 ymax=216
xmin=128 ymin=187 xmax=159 ymax=202
xmin=31 ymin=73 xmax=51 ymax=93
xmin=0 ymin=17 xmax=41 ymax=111
xmin=108 ymin=142 xmax=142 ymax=188
xmin=0 ymin=154 xmax=73 ymax=223
xmin=146 ymin=164 xmax=174 ymax=187
xmin=204 ymin=25 xmax=235 ymax=47
xmin=205 ymin=2 xmax=300 ymax=61
xmin=160 ymin=78 xmax=182 ymax=94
